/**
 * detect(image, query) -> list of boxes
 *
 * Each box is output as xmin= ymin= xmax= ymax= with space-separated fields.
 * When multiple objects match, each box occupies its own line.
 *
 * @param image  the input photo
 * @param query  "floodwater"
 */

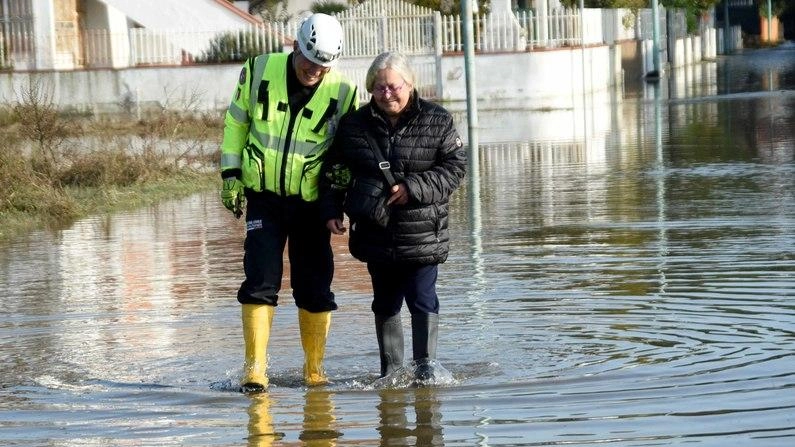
xmin=1 ymin=45 xmax=794 ymax=446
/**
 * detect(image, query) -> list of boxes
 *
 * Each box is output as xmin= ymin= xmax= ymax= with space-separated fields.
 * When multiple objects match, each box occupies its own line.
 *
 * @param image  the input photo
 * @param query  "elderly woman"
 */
xmin=320 ymin=51 xmax=467 ymax=380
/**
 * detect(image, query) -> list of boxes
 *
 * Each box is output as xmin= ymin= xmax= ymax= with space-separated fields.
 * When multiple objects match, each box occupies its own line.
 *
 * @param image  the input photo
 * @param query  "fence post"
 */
xmin=538 ymin=1 xmax=549 ymax=47
xmin=380 ymin=15 xmax=388 ymax=52
xmin=1 ymin=32 xmax=6 ymax=68
xmin=650 ymin=0 xmax=661 ymax=76
xmin=434 ymin=11 xmax=443 ymax=100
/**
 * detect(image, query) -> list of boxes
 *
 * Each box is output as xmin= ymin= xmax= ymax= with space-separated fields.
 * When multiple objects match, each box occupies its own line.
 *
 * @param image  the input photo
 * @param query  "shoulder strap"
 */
xmin=363 ymin=132 xmax=396 ymax=187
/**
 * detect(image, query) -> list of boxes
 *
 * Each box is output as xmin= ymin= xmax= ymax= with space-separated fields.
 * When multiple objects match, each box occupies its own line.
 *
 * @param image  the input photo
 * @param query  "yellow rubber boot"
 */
xmin=241 ymin=304 xmax=275 ymax=392
xmin=298 ymin=309 xmax=331 ymax=386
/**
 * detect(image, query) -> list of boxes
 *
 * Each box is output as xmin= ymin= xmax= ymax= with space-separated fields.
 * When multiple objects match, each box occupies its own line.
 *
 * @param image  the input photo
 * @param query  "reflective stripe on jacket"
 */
xmin=220 ymin=53 xmax=357 ymax=201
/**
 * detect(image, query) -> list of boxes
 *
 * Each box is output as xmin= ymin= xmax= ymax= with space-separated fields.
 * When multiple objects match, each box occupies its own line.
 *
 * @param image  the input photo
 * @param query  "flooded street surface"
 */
xmin=1 ymin=45 xmax=794 ymax=445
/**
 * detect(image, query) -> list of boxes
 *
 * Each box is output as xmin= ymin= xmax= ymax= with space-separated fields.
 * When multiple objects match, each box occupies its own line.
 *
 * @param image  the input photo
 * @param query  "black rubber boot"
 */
xmin=411 ymin=313 xmax=438 ymax=381
xmin=375 ymin=314 xmax=405 ymax=377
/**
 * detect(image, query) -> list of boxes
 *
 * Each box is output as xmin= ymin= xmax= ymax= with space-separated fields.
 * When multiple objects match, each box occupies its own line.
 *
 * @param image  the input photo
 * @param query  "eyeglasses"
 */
xmin=373 ymin=80 xmax=407 ymax=96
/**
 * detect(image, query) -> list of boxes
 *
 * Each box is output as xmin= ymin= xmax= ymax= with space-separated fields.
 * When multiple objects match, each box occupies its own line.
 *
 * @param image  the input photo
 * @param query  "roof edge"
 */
xmin=213 ymin=0 xmax=262 ymax=24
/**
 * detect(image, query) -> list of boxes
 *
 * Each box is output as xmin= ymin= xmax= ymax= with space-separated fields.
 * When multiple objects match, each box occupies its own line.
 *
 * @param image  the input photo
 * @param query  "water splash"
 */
xmin=372 ymin=360 xmax=457 ymax=389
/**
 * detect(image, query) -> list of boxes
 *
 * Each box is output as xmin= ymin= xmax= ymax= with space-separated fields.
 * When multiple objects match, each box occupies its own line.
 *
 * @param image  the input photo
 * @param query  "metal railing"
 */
xmin=3 ymin=6 xmax=727 ymax=75
xmin=2 ymin=8 xmax=601 ymax=71
xmin=1 ymin=16 xmax=34 ymax=69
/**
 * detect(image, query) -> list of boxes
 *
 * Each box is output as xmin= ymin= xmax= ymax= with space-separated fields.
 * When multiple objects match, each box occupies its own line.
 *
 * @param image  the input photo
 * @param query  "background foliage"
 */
xmin=197 ymin=30 xmax=282 ymax=62
xmin=756 ymin=0 xmax=788 ymax=17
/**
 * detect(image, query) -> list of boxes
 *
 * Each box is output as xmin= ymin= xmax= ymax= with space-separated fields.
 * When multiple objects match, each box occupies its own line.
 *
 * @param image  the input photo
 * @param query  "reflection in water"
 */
xmin=246 ymin=390 xmax=342 ymax=446
xmin=247 ymin=389 xmax=343 ymax=446
xmin=246 ymin=393 xmax=284 ymax=446
xmin=300 ymin=389 xmax=341 ymax=446
xmin=377 ymin=388 xmax=443 ymax=446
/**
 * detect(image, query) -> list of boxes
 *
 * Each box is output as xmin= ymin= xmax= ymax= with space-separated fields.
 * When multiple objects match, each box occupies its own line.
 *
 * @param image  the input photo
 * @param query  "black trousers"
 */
xmin=367 ymin=262 xmax=439 ymax=316
xmin=237 ymin=191 xmax=337 ymax=312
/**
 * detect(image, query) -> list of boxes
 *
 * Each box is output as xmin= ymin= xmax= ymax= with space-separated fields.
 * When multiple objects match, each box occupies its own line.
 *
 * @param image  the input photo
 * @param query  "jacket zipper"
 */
xmin=279 ymin=112 xmax=296 ymax=196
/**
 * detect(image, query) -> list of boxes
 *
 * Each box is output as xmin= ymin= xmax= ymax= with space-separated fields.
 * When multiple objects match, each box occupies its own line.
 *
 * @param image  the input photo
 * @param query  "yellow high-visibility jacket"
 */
xmin=220 ymin=53 xmax=358 ymax=202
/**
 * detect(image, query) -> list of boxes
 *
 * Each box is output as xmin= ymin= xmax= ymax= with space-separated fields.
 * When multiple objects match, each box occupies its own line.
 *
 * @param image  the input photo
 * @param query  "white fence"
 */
xmin=2 ymin=22 xmax=296 ymax=69
xmin=128 ymin=24 xmax=291 ymax=66
xmin=341 ymin=8 xmax=595 ymax=55
xmin=0 ymin=17 xmax=34 ymax=69
xmin=2 ymin=8 xmax=601 ymax=71
xmin=2 ymin=4 xmax=726 ymax=103
xmin=338 ymin=0 xmax=439 ymax=56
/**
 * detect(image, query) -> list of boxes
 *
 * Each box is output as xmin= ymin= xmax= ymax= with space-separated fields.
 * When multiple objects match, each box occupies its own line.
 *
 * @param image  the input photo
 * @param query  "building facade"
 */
xmin=0 ymin=0 xmax=258 ymax=70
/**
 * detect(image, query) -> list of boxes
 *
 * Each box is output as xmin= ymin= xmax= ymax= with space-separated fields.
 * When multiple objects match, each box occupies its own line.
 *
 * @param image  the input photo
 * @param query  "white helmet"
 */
xmin=296 ymin=13 xmax=343 ymax=68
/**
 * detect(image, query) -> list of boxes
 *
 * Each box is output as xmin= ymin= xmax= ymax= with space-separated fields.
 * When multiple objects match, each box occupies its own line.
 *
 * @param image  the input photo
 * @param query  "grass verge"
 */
xmin=0 ymin=80 xmax=222 ymax=243
xmin=0 ymin=169 xmax=218 ymax=243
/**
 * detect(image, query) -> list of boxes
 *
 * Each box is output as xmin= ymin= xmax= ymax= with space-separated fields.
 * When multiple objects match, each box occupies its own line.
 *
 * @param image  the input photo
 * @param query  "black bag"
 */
xmin=342 ymin=131 xmax=397 ymax=228
xmin=344 ymin=177 xmax=391 ymax=228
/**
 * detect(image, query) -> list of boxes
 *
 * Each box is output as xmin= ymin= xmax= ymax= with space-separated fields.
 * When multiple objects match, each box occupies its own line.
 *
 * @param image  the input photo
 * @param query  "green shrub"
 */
xmin=197 ymin=29 xmax=283 ymax=63
xmin=559 ymin=0 xmax=647 ymax=8
xmin=311 ymin=1 xmax=348 ymax=14
xmin=757 ymin=0 xmax=787 ymax=17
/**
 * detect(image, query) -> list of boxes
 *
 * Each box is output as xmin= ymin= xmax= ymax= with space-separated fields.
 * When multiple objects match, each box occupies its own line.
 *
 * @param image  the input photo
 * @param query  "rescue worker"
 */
xmin=219 ymin=13 xmax=358 ymax=391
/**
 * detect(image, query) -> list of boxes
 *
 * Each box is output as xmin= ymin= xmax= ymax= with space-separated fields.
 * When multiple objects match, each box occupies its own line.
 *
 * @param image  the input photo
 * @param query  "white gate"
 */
xmin=334 ymin=0 xmax=441 ymax=101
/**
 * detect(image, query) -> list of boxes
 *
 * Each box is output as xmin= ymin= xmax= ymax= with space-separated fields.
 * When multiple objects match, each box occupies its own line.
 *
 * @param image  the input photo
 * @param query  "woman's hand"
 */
xmin=326 ymin=218 xmax=347 ymax=235
xmin=387 ymin=183 xmax=408 ymax=206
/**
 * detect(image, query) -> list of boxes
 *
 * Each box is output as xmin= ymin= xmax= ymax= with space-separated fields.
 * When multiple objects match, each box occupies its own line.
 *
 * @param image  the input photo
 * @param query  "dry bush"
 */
xmin=134 ymin=86 xmax=221 ymax=173
xmin=0 ymin=105 xmax=16 ymax=126
xmin=11 ymin=79 xmax=77 ymax=180
xmin=1 ymin=81 xmax=218 ymax=238
xmin=60 ymin=149 xmax=145 ymax=187
xmin=60 ymin=143 xmax=192 ymax=188
xmin=0 ymin=148 xmax=78 ymax=220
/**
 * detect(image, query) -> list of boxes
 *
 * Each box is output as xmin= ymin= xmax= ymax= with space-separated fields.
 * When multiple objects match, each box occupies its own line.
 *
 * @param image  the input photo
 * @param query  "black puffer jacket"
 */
xmin=320 ymin=93 xmax=466 ymax=265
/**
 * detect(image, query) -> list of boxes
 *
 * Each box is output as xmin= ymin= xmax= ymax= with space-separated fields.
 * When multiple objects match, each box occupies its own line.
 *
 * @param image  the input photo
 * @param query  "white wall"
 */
xmin=284 ymin=0 xmax=314 ymax=18
xmin=83 ymin=0 xmax=129 ymax=68
xmin=1 ymin=46 xmax=621 ymax=113
xmin=105 ymin=3 xmax=130 ymax=68
xmin=98 ymin=0 xmax=257 ymax=30
xmin=0 ymin=65 xmax=241 ymax=114
xmin=31 ymin=0 xmax=56 ymax=70
xmin=440 ymin=45 xmax=618 ymax=107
